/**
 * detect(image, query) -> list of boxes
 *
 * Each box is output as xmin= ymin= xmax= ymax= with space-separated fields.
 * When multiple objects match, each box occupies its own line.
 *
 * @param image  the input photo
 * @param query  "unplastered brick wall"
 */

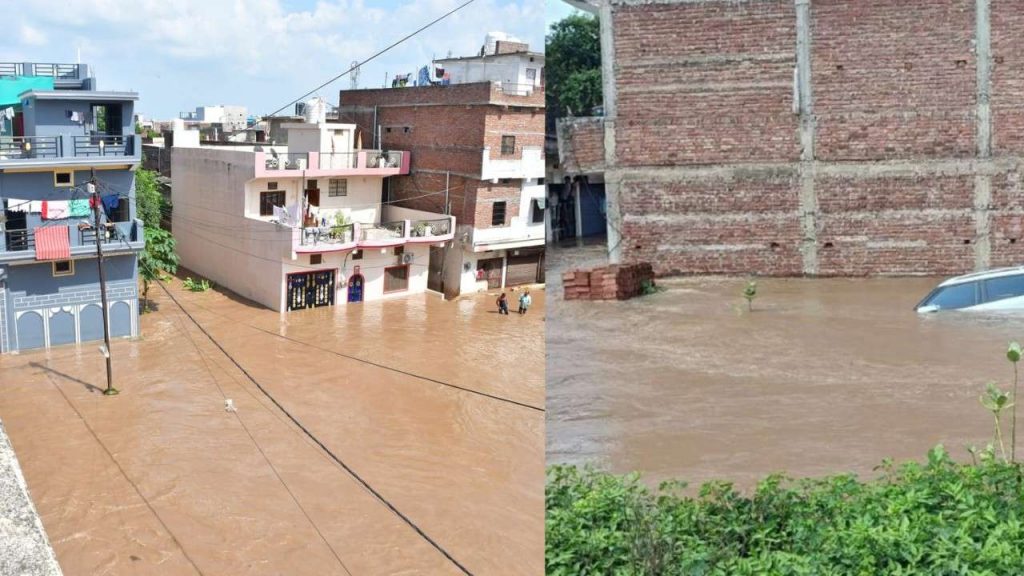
xmin=473 ymin=181 xmax=522 ymax=227
xmin=582 ymin=0 xmax=1024 ymax=277
xmin=484 ymin=109 xmax=544 ymax=160
xmin=557 ymin=117 xmax=605 ymax=174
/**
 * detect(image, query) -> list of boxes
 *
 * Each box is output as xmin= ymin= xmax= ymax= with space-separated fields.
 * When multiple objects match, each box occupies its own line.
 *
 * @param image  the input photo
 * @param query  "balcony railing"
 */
xmin=317 ymin=152 xmax=357 ymax=170
xmin=3 ymin=221 xmax=140 ymax=254
xmin=359 ymin=221 xmax=406 ymax=242
xmin=300 ymin=223 xmax=355 ymax=247
xmin=365 ymin=151 xmax=403 ymax=169
xmin=264 ymin=152 xmax=309 ymax=170
xmin=0 ymin=136 xmax=61 ymax=159
xmin=0 ymin=62 xmax=84 ymax=79
xmin=72 ymin=135 xmax=134 ymax=157
xmin=409 ymin=218 xmax=451 ymax=238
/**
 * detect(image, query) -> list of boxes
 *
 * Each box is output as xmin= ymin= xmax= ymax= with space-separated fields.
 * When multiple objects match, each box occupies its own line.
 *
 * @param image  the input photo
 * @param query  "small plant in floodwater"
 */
xmin=980 ymin=381 xmax=1013 ymax=463
xmin=640 ymin=279 xmax=664 ymax=296
xmin=183 ymin=277 xmax=212 ymax=292
xmin=742 ymin=280 xmax=757 ymax=311
xmin=1009 ymin=341 xmax=1021 ymax=462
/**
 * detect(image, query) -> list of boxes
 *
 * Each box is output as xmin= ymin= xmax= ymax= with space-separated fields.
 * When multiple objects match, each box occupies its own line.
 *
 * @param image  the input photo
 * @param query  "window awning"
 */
xmin=34 ymin=226 xmax=70 ymax=261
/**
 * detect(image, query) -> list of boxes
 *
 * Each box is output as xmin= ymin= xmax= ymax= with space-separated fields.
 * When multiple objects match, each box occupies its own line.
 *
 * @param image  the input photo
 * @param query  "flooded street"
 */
xmin=0 ymin=280 xmax=544 ymax=575
xmin=548 ymin=244 xmax=1016 ymax=488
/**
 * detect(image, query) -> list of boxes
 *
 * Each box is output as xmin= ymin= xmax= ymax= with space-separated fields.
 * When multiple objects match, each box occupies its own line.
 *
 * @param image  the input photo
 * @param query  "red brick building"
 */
xmin=560 ymin=0 xmax=1024 ymax=276
xmin=339 ymin=55 xmax=545 ymax=297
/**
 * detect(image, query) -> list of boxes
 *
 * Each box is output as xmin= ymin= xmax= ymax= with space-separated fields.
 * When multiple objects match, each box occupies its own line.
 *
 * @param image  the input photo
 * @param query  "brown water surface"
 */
xmin=0 ymin=281 xmax=544 ymax=575
xmin=548 ymin=244 xmax=1015 ymax=488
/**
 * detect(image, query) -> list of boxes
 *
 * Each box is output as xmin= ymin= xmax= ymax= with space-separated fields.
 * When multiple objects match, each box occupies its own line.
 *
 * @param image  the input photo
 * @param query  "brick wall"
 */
xmin=563 ymin=0 xmax=1024 ymax=276
xmin=557 ymin=117 xmax=605 ymax=173
xmin=339 ymin=83 xmax=543 ymax=229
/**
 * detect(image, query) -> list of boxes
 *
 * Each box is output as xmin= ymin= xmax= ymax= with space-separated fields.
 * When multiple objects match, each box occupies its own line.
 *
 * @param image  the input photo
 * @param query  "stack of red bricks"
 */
xmin=563 ymin=263 xmax=655 ymax=301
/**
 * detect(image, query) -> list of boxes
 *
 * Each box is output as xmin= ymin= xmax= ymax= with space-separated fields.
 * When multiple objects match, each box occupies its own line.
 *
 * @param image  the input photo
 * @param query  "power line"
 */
xmin=151 ymin=277 xmax=476 ymax=575
xmin=266 ymin=0 xmax=478 ymax=117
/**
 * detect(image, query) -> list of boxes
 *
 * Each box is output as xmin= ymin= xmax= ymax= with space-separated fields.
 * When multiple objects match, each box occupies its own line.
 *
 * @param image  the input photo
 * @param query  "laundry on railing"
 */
xmin=42 ymin=200 xmax=68 ymax=219
xmin=34 ymin=225 xmax=70 ymax=260
xmin=68 ymin=198 xmax=90 ymax=217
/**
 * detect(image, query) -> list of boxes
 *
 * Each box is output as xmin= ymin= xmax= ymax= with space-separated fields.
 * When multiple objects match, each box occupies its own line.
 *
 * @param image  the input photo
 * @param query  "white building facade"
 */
xmin=171 ymin=122 xmax=454 ymax=312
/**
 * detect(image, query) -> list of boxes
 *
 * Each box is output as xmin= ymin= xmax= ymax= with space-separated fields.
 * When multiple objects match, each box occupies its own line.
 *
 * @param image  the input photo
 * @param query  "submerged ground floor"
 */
xmin=0 ymin=278 xmax=545 ymax=575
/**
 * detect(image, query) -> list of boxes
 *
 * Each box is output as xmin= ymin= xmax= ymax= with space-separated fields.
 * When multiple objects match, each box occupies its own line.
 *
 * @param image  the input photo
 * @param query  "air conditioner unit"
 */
xmin=402 ymin=253 xmax=414 ymax=264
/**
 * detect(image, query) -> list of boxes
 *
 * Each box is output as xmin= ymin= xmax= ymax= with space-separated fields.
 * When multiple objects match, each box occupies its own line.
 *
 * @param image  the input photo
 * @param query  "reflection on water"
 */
xmin=548 ymin=245 xmax=1015 ymax=488
xmin=0 ymin=282 xmax=544 ymax=575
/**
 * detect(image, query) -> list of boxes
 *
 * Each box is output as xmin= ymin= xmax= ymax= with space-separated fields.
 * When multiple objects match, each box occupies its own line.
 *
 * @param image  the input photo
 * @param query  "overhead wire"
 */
xmin=265 ymin=0 xmax=479 ymax=117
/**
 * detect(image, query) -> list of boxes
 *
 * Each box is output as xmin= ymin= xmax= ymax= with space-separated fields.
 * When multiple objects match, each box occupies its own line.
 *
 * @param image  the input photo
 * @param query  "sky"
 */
xmin=0 ymin=0 xmax=545 ymax=119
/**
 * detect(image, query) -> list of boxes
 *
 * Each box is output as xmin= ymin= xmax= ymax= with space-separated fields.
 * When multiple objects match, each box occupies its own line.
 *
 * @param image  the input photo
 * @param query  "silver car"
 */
xmin=916 ymin=267 xmax=1024 ymax=313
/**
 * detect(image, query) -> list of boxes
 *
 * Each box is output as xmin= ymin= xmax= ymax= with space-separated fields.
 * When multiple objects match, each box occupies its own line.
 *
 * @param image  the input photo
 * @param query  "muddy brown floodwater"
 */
xmin=548 ymin=244 xmax=1021 ymax=488
xmin=0 ymin=280 xmax=544 ymax=575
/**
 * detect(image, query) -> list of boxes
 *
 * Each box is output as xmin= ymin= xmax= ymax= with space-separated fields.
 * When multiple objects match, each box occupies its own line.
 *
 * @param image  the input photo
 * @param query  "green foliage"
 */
xmin=333 ymin=211 xmax=349 ymax=228
xmin=183 ymin=277 xmax=212 ymax=292
xmin=1010 ymin=342 xmax=1022 ymax=463
xmin=546 ymin=13 xmax=603 ymax=130
xmin=640 ymin=279 xmax=664 ymax=296
xmin=135 ymin=168 xmax=163 ymax=230
xmin=547 ymin=452 xmax=1024 ymax=575
xmin=743 ymin=280 xmax=758 ymax=311
xmin=138 ymin=227 xmax=178 ymax=312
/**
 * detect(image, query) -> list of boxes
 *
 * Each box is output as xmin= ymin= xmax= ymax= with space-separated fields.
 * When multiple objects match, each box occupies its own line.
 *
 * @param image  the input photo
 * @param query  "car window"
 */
xmin=983 ymin=274 xmax=1024 ymax=303
xmin=923 ymin=282 xmax=978 ymax=310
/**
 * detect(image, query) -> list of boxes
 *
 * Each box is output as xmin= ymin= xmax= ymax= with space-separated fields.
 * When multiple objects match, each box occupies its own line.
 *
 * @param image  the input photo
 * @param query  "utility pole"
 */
xmin=89 ymin=173 xmax=118 ymax=395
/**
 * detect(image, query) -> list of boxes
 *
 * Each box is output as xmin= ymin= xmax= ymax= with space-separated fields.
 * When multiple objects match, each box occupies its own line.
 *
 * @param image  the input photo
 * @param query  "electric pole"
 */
xmin=89 ymin=173 xmax=118 ymax=395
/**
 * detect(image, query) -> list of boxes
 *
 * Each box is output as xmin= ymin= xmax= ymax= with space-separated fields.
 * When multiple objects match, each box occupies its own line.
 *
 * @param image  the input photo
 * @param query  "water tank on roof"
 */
xmin=484 ymin=31 xmax=510 ymax=55
xmin=303 ymin=97 xmax=326 ymax=124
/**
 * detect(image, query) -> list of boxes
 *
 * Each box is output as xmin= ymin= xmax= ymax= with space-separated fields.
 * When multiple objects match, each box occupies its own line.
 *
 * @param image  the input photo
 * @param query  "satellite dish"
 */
xmin=350 ymin=61 xmax=361 ymax=90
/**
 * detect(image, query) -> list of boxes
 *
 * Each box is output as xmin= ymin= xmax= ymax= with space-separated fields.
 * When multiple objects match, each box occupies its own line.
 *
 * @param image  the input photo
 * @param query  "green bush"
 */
xmin=547 ymin=446 xmax=1024 ymax=575
xmin=183 ymin=277 xmax=212 ymax=292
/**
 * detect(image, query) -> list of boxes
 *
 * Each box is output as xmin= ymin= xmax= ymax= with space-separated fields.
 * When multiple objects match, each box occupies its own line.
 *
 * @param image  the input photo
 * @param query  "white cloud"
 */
xmin=19 ymin=24 xmax=47 ymax=46
xmin=0 ymin=0 xmax=543 ymax=117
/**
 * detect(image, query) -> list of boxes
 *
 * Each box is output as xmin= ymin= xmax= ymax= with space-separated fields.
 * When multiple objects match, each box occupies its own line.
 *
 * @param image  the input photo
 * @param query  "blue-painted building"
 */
xmin=0 ymin=62 xmax=143 ymax=353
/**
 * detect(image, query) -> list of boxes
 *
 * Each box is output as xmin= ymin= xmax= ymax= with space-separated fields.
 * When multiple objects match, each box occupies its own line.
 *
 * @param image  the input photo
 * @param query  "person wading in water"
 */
xmin=497 ymin=292 xmax=510 ymax=315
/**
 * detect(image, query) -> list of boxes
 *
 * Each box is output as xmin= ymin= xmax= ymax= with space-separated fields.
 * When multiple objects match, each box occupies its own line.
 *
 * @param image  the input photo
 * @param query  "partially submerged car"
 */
xmin=916 ymin=267 xmax=1024 ymax=313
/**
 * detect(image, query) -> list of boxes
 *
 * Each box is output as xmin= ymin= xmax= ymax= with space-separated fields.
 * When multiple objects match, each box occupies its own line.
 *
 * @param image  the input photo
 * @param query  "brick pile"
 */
xmin=563 ymin=263 xmax=655 ymax=301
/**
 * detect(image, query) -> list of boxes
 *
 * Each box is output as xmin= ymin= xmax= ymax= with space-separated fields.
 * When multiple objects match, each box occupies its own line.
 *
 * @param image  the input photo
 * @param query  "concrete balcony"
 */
xmin=470 ymin=219 xmax=546 ymax=253
xmin=255 ymin=149 xmax=410 ymax=178
xmin=0 ymin=219 xmax=144 ymax=263
xmin=0 ymin=135 xmax=140 ymax=168
xmin=293 ymin=210 xmax=454 ymax=255
xmin=480 ymin=146 xmax=544 ymax=181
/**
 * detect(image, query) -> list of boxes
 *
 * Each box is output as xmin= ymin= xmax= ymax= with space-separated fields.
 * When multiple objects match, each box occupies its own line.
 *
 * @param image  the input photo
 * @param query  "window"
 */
xmin=394 ymin=246 xmax=404 ymax=256
xmin=491 ymin=201 xmax=507 ymax=226
xmin=54 ymin=170 xmax=74 ymax=187
xmin=531 ymin=198 xmax=545 ymax=224
xmin=984 ymin=275 xmax=1024 ymax=303
xmin=52 ymin=260 xmax=74 ymax=277
xmin=499 ymin=178 xmax=512 ymax=184
xmin=537 ymin=178 xmax=545 ymax=185
xmin=921 ymin=282 xmax=978 ymax=310
xmin=267 ymin=181 xmax=278 ymax=190
xmin=384 ymin=265 xmax=409 ymax=293
xmin=526 ymin=68 xmax=537 ymax=84
xmin=310 ymin=254 xmax=323 ymax=265
xmin=501 ymin=135 xmax=515 ymax=155
xmin=329 ymin=179 xmax=348 ymax=197
xmin=260 ymin=191 xmax=286 ymax=216
xmin=352 ymin=249 xmax=363 ymax=260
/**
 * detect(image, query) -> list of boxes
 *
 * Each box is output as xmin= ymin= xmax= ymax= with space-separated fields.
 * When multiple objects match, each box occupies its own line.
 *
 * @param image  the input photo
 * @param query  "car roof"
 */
xmin=939 ymin=266 xmax=1024 ymax=287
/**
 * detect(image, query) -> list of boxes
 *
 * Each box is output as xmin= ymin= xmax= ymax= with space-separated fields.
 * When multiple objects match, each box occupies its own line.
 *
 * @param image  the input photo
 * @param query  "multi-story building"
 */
xmin=338 ymin=37 xmax=545 ymax=297
xmin=171 ymin=120 xmax=453 ymax=312
xmin=179 ymin=105 xmax=248 ymax=131
xmin=0 ymin=62 xmax=143 ymax=352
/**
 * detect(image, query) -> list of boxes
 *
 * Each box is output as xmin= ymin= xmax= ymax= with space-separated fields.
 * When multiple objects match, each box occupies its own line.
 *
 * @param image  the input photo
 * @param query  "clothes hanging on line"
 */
xmin=42 ymin=200 xmax=69 ymax=220
xmin=5 ymin=198 xmax=28 ymax=212
xmin=101 ymin=194 xmax=120 ymax=217
xmin=28 ymin=200 xmax=44 ymax=214
xmin=68 ymin=198 xmax=91 ymax=217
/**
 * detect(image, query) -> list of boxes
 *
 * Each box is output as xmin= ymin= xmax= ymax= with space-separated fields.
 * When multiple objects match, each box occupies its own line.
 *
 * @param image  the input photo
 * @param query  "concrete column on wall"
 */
xmin=599 ymin=0 xmax=623 ymax=264
xmin=795 ymin=0 xmax=818 ymax=275
xmin=500 ymin=253 xmax=508 ymax=288
xmin=974 ymin=0 xmax=993 ymax=271
xmin=574 ymin=180 xmax=583 ymax=239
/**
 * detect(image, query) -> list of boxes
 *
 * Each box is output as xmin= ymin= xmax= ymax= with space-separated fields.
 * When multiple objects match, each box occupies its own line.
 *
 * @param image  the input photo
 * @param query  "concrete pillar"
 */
xmin=598 ymin=1 xmax=623 ymax=264
xmin=795 ymin=0 xmax=818 ymax=275
xmin=974 ymin=0 xmax=993 ymax=271
xmin=574 ymin=180 xmax=583 ymax=239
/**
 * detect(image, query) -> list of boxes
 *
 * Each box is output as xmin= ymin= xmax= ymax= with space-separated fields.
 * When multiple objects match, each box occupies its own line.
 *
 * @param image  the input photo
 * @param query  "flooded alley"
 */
xmin=0 ymin=280 xmax=544 ymax=576
xmin=548 ymin=244 xmax=1017 ymax=488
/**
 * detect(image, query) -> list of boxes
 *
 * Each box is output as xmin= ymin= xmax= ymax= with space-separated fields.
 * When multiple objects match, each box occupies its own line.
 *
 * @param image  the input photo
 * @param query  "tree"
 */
xmin=139 ymin=227 xmax=179 ymax=312
xmin=546 ymin=13 xmax=603 ymax=132
xmin=135 ymin=168 xmax=163 ymax=230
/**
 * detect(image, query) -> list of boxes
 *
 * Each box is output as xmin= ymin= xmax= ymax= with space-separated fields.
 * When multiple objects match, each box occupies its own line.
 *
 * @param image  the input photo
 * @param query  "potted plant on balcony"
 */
xmin=412 ymin=222 xmax=432 ymax=237
xmin=332 ymin=211 xmax=350 ymax=241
